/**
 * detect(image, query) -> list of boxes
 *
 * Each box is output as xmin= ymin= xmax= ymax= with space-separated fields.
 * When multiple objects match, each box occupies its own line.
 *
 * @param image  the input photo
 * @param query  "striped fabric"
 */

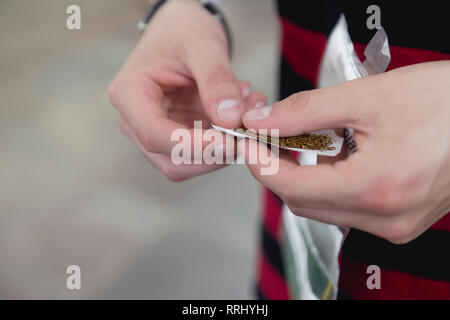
xmin=257 ymin=188 xmax=290 ymax=299
xmin=257 ymin=0 xmax=450 ymax=300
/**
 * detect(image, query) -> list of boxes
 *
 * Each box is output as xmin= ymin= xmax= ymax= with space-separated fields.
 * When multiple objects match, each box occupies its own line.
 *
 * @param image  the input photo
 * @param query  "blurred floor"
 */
xmin=0 ymin=0 xmax=279 ymax=299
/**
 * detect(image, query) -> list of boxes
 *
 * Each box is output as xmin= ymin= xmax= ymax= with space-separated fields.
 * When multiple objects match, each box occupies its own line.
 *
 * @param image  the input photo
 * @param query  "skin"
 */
xmin=109 ymin=0 xmax=266 ymax=181
xmin=109 ymin=1 xmax=450 ymax=244
xmin=241 ymin=61 xmax=450 ymax=244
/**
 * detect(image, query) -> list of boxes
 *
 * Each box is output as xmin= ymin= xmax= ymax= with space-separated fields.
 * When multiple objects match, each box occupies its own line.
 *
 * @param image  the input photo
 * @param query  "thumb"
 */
xmin=242 ymin=84 xmax=363 ymax=136
xmin=185 ymin=44 xmax=245 ymax=128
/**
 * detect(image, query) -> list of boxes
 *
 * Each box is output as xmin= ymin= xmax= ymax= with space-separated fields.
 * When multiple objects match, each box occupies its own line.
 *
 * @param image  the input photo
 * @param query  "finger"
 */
xmin=239 ymin=81 xmax=251 ymax=99
xmin=113 ymin=77 xmax=237 ymax=162
xmin=289 ymin=206 xmax=425 ymax=244
xmin=244 ymin=92 xmax=267 ymax=111
xmin=184 ymin=42 xmax=245 ymax=128
xmin=290 ymin=205 xmax=376 ymax=230
xmin=238 ymin=138 xmax=364 ymax=210
xmin=119 ymin=117 xmax=133 ymax=141
xmin=144 ymin=152 xmax=228 ymax=182
xmin=111 ymin=75 xmax=173 ymax=154
xmin=237 ymin=136 xmax=398 ymax=235
xmin=242 ymin=81 xmax=368 ymax=136
xmin=120 ymin=118 xmax=229 ymax=180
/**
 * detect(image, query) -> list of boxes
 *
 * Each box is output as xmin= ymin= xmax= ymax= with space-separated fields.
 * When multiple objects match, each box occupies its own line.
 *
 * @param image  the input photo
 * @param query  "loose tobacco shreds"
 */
xmin=237 ymin=127 xmax=335 ymax=151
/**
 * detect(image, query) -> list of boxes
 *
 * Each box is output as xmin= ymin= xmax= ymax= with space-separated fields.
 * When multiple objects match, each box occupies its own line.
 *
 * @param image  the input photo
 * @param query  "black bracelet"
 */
xmin=137 ymin=0 xmax=233 ymax=56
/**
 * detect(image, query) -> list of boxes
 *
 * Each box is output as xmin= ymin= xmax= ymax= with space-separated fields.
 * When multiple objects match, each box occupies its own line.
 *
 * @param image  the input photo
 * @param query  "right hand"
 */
xmin=108 ymin=0 xmax=266 ymax=181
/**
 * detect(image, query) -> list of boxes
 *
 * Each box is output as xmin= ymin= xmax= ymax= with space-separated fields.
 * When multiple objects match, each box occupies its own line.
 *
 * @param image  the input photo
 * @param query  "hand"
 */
xmin=109 ymin=0 xmax=266 ymax=181
xmin=240 ymin=61 xmax=450 ymax=244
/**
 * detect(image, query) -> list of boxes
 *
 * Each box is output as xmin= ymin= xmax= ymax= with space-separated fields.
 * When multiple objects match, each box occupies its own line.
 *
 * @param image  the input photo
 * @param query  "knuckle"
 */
xmin=204 ymin=65 xmax=235 ymax=87
xmin=360 ymin=176 xmax=410 ymax=215
xmin=278 ymin=188 xmax=298 ymax=208
xmin=108 ymin=81 xmax=119 ymax=107
xmin=108 ymin=76 xmax=135 ymax=109
xmin=161 ymin=167 xmax=184 ymax=183
xmin=280 ymin=90 xmax=315 ymax=114
xmin=109 ymin=68 xmax=156 ymax=106
xmin=206 ymin=74 xmax=233 ymax=89
xmin=139 ymin=131 xmax=159 ymax=154
xmin=382 ymin=218 xmax=417 ymax=244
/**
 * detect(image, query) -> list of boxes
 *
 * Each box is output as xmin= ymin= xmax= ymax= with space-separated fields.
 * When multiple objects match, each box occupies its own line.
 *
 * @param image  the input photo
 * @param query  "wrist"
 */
xmin=138 ymin=0 xmax=232 ymax=56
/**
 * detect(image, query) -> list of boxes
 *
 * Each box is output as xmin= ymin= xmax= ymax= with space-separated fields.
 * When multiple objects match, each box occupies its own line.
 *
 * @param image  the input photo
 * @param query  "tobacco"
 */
xmin=238 ymin=127 xmax=335 ymax=151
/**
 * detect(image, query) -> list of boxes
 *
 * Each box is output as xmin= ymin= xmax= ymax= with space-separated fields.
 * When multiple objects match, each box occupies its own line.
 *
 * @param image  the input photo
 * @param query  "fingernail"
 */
xmin=244 ymin=105 xmax=272 ymax=121
xmin=217 ymin=99 xmax=242 ymax=121
xmin=254 ymin=101 xmax=265 ymax=108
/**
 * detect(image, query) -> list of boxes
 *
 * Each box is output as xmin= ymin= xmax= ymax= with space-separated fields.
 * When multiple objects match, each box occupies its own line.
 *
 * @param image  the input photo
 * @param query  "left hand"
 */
xmin=240 ymin=61 xmax=450 ymax=244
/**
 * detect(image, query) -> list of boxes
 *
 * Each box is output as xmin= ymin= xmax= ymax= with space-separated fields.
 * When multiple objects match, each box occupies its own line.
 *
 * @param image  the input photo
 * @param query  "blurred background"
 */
xmin=0 ymin=0 xmax=279 ymax=298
